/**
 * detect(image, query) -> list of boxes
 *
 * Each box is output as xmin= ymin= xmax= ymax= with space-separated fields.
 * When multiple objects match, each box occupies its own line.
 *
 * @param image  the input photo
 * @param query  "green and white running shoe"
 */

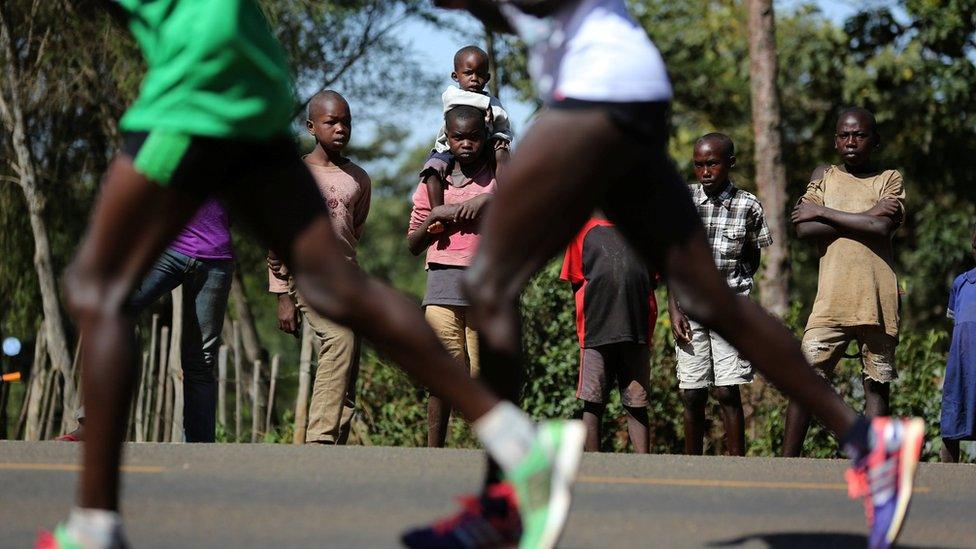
xmin=36 ymin=525 xmax=80 ymax=549
xmin=506 ymin=420 xmax=586 ymax=549
xmin=37 ymin=520 xmax=127 ymax=549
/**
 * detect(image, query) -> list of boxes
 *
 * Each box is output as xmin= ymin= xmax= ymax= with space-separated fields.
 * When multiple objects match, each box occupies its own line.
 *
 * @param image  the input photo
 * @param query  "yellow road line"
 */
xmin=0 ymin=465 xmax=930 ymax=494
xmin=0 ymin=463 xmax=166 ymax=473
xmin=578 ymin=475 xmax=931 ymax=493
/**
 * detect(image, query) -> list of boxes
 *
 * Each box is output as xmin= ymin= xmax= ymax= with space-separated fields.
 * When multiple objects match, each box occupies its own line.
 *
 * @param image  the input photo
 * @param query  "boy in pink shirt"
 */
xmin=268 ymin=90 xmax=371 ymax=444
xmin=408 ymin=105 xmax=496 ymax=447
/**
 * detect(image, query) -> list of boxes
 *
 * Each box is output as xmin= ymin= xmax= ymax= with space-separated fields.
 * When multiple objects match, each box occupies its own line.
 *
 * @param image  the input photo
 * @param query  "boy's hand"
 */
xmin=276 ymin=293 xmax=301 ymax=337
xmin=430 ymin=204 xmax=460 ymax=222
xmin=493 ymin=139 xmax=511 ymax=152
xmin=668 ymin=301 xmax=692 ymax=345
xmin=790 ymin=202 xmax=823 ymax=224
xmin=454 ymin=195 xmax=490 ymax=223
xmin=866 ymin=198 xmax=902 ymax=220
xmin=267 ymin=251 xmax=289 ymax=280
xmin=426 ymin=204 xmax=460 ymax=234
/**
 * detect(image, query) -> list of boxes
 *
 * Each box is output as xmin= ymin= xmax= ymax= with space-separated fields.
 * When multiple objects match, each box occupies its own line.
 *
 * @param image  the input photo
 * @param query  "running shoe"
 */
xmin=401 ymin=482 xmax=522 ymax=548
xmin=36 ymin=521 xmax=127 ymax=549
xmin=36 ymin=525 xmax=80 ymax=549
xmin=845 ymin=417 xmax=925 ymax=549
xmin=507 ymin=420 xmax=585 ymax=549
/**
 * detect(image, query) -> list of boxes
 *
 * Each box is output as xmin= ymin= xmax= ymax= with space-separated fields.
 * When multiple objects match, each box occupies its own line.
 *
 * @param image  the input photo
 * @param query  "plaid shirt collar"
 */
xmin=697 ymin=181 xmax=737 ymax=209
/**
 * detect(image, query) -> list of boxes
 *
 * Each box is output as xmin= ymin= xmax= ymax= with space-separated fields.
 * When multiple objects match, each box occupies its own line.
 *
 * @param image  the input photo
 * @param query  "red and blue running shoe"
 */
xmin=402 ymin=482 xmax=522 ymax=548
xmin=845 ymin=417 xmax=925 ymax=549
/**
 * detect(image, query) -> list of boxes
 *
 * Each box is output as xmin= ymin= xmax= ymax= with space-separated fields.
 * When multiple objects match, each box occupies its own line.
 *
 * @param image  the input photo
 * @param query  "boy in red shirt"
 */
xmin=561 ymin=217 xmax=656 ymax=453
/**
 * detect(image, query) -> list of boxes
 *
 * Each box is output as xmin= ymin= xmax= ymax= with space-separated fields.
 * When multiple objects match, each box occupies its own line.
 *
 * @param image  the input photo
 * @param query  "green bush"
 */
xmin=353 ymin=259 xmax=964 ymax=461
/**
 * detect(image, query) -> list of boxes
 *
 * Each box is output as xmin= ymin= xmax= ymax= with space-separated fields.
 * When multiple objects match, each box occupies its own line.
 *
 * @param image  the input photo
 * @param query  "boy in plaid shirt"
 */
xmin=668 ymin=133 xmax=772 ymax=455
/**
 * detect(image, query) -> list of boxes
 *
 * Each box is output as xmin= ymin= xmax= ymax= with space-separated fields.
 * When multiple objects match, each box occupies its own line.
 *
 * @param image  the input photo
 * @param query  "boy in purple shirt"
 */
xmin=62 ymin=198 xmax=234 ymax=443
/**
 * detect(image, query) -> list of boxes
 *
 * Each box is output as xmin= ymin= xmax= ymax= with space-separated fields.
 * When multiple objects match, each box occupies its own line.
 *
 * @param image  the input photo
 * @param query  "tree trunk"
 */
xmin=43 ymin=375 xmax=60 ymax=439
xmin=747 ymin=0 xmax=790 ymax=317
xmin=230 ymin=269 xmax=267 ymax=365
xmin=37 ymin=370 xmax=54 ymax=440
xmin=0 ymin=18 xmax=77 ymax=426
xmin=63 ymin=337 xmax=83 ymax=434
xmin=24 ymin=324 xmax=47 ymax=441
xmin=15 ymin=371 xmax=32 ymax=439
xmin=485 ymin=26 xmax=500 ymax=99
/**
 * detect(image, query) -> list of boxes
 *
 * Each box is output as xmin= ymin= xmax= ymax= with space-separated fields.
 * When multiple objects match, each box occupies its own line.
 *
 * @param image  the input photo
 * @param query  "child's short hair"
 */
xmin=445 ymin=105 xmax=486 ymax=130
xmin=454 ymin=45 xmax=488 ymax=68
xmin=695 ymin=132 xmax=735 ymax=158
xmin=306 ymin=89 xmax=346 ymax=120
xmin=837 ymin=106 xmax=878 ymax=134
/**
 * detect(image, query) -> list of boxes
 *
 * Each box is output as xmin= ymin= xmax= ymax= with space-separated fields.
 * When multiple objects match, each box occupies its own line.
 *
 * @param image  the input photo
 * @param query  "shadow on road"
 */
xmin=708 ymin=532 xmax=940 ymax=549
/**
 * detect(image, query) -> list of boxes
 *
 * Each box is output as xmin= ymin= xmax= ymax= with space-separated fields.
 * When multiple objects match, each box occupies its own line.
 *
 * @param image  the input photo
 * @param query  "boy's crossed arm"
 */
xmin=792 ymin=165 xmax=903 ymax=244
xmin=407 ymin=187 xmax=492 ymax=256
xmin=792 ymin=199 xmax=901 ymax=240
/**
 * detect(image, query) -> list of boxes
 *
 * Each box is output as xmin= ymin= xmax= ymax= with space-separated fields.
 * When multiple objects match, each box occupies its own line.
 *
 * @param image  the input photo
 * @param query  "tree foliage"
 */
xmin=0 ymin=0 xmax=436 ymax=353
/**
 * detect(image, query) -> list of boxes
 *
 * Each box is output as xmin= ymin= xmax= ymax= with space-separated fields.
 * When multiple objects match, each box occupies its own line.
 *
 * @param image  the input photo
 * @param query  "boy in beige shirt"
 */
xmin=785 ymin=107 xmax=905 ymax=456
xmin=269 ymin=90 xmax=371 ymax=444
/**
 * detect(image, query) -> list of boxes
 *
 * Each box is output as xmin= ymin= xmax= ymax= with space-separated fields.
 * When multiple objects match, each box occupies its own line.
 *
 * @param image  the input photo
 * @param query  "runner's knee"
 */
xmin=673 ymin=283 xmax=747 ymax=337
xmin=292 ymin=269 xmax=364 ymax=325
xmin=462 ymin=263 xmax=504 ymax=313
xmin=672 ymin=288 xmax=722 ymax=328
xmin=63 ymin=263 xmax=131 ymax=321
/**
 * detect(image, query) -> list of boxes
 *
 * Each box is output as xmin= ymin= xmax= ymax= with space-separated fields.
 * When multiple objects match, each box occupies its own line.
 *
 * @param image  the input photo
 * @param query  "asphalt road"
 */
xmin=1 ymin=441 xmax=973 ymax=548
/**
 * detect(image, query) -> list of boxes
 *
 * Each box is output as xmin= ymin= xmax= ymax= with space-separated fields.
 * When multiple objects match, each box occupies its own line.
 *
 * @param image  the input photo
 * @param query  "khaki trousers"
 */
xmin=293 ymin=286 xmax=361 ymax=444
xmin=425 ymin=305 xmax=479 ymax=376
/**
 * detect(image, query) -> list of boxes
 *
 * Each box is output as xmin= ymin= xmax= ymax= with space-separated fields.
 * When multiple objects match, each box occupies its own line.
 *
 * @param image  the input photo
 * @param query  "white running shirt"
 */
xmin=500 ymin=0 xmax=672 ymax=103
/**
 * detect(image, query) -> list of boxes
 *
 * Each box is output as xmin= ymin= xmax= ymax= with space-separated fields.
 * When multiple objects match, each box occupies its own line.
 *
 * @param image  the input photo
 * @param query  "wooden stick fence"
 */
xmin=9 ymin=288 xmax=303 ymax=444
xmin=265 ymin=355 xmax=279 ymax=437
xmin=293 ymin=322 xmax=313 ymax=445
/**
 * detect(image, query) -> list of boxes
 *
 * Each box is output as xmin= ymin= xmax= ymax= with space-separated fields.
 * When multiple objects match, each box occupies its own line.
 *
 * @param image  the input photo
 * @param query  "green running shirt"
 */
xmin=117 ymin=0 xmax=295 ymax=139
